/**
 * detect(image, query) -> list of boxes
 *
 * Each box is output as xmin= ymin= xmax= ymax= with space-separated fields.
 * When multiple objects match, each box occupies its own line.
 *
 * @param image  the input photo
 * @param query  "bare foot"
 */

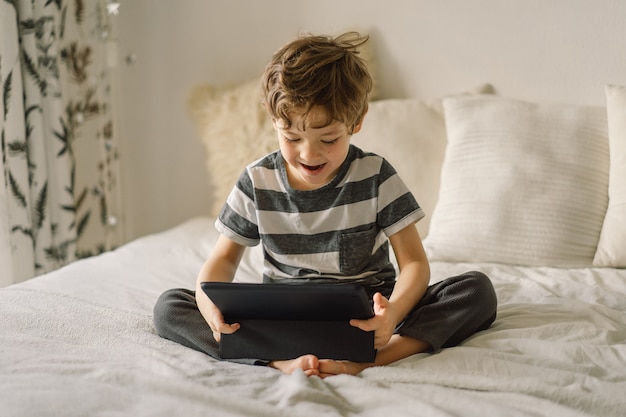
xmin=317 ymin=359 xmax=373 ymax=378
xmin=269 ymin=354 xmax=320 ymax=376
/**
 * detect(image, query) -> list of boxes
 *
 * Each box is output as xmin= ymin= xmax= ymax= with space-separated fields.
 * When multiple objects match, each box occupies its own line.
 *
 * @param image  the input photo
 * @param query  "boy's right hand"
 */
xmin=196 ymin=285 xmax=240 ymax=342
xmin=205 ymin=300 xmax=241 ymax=342
xmin=194 ymin=235 xmax=247 ymax=342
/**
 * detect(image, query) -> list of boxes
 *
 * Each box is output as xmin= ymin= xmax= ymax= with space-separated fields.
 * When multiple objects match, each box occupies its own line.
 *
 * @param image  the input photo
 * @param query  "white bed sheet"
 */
xmin=1 ymin=217 xmax=625 ymax=417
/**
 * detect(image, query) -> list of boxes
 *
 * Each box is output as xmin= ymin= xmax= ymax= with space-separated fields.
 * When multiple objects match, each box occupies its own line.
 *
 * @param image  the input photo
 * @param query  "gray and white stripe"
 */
xmin=216 ymin=145 xmax=423 ymax=281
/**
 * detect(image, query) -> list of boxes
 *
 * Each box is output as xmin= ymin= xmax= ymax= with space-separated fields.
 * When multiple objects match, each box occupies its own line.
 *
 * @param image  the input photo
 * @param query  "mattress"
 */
xmin=1 ymin=217 xmax=625 ymax=417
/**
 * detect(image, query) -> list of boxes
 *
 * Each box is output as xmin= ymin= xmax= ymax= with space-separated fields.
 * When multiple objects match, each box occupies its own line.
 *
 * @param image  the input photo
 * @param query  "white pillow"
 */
xmin=594 ymin=84 xmax=626 ymax=267
xmin=425 ymin=95 xmax=609 ymax=267
xmin=355 ymin=85 xmax=494 ymax=238
xmin=355 ymin=99 xmax=445 ymax=238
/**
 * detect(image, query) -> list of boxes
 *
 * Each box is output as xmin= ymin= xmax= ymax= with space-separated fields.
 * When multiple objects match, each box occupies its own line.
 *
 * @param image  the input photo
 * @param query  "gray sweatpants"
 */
xmin=153 ymin=271 xmax=497 ymax=365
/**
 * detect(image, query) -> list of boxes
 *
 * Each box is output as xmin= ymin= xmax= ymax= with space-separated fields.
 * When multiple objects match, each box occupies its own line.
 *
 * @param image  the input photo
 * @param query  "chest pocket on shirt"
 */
xmin=339 ymin=227 xmax=378 ymax=276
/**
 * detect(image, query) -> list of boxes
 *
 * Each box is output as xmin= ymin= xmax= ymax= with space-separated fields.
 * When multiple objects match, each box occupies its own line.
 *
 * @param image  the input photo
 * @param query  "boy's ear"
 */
xmin=352 ymin=105 xmax=369 ymax=134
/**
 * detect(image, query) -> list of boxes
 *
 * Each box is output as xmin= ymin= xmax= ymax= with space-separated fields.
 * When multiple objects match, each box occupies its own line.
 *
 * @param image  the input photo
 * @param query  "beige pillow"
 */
xmin=188 ymin=79 xmax=276 ymax=216
xmin=594 ymin=84 xmax=626 ymax=267
xmin=425 ymin=95 xmax=609 ymax=267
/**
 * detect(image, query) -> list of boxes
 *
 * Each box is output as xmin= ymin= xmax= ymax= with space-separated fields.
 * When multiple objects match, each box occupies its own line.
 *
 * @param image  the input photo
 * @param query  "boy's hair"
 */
xmin=261 ymin=32 xmax=373 ymax=134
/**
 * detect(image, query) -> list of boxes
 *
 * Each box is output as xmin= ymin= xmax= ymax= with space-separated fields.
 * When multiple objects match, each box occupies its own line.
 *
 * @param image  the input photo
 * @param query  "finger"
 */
xmin=350 ymin=318 xmax=374 ymax=332
xmin=218 ymin=322 xmax=240 ymax=335
xmin=372 ymin=292 xmax=389 ymax=313
xmin=211 ymin=322 xmax=240 ymax=342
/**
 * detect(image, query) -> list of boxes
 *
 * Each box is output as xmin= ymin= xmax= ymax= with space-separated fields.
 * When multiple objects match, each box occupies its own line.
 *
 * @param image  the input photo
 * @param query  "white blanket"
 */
xmin=1 ymin=217 xmax=625 ymax=417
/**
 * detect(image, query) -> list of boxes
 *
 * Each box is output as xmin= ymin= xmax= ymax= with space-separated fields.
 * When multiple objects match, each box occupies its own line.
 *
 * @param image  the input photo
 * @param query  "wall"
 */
xmin=116 ymin=0 xmax=626 ymax=241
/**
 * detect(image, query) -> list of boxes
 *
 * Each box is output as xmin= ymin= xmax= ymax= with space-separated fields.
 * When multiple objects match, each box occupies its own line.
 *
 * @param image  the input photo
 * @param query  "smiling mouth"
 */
xmin=301 ymin=163 xmax=325 ymax=172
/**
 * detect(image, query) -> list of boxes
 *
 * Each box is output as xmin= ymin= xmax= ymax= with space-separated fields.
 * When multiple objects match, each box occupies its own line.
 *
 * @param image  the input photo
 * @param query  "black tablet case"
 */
xmin=201 ymin=282 xmax=376 ymax=362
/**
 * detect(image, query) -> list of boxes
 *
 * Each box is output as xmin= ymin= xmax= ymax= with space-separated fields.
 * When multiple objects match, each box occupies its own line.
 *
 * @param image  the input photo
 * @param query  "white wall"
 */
xmin=117 ymin=0 xmax=626 ymax=241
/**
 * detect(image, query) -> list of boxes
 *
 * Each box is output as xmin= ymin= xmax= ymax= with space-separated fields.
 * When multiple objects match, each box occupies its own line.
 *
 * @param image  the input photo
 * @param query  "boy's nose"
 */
xmin=300 ymin=141 xmax=319 ymax=160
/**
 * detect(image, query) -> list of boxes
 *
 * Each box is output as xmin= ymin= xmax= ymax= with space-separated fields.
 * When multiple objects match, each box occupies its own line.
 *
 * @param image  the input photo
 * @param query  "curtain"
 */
xmin=0 ymin=0 xmax=123 ymax=287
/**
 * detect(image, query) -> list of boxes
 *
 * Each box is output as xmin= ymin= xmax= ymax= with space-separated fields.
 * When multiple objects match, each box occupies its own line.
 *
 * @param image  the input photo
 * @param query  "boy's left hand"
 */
xmin=349 ymin=292 xmax=399 ymax=349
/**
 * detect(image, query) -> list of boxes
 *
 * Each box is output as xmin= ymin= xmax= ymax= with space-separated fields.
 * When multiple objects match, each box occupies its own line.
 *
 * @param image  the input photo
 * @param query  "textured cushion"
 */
xmin=425 ymin=95 xmax=609 ymax=267
xmin=594 ymin=84 xmax=626 ymax=267
xmin=188 ymin=79 xmax=276 ymax=217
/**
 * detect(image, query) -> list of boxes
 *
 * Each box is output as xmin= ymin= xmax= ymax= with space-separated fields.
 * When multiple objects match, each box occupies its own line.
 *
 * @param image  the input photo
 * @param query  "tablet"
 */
xmin=201 ymin=282 xmax=374 ymax=321
xmin=200 ymin=282 xmax=376 ymax=362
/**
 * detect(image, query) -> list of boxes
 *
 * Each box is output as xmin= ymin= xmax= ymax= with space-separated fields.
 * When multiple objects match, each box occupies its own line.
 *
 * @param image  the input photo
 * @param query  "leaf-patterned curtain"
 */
xmin=0 ymin=0 xmax=123 ymax=287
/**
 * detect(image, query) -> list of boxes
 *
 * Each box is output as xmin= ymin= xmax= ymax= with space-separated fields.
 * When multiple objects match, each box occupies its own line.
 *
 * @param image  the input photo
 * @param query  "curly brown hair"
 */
xmin=261 ymin=32 xmax=373 ymax=134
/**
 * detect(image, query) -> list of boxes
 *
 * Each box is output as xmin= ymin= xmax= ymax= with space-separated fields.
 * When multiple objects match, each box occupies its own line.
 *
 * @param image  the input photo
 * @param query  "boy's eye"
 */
xmin=322 ymin=138 xmax=339 ymax=145
xmin=284 ymin=137 xmax=300 ymax=143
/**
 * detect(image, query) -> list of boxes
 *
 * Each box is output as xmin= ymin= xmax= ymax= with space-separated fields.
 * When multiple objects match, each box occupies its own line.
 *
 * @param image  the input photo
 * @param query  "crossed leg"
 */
xmin=270 ymin=335 xmax=430 ymax=378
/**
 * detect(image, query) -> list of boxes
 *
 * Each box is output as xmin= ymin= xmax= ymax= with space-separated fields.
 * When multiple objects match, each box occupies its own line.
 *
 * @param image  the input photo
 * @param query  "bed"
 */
xmin=2 ymin=81 xmax=626 ymax=416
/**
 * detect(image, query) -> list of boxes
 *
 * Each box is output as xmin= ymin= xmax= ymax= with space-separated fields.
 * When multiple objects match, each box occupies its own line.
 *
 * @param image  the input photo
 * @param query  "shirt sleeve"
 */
xmin=376 ymin=158 xmax=425 ymax=237
xmin=215 ymin=168 xmax=261 ymax=247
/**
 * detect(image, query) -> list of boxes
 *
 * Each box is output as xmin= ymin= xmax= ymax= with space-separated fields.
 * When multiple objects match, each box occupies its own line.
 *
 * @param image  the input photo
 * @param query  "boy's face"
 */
xmin=275 ymin=107 xmax=362 ymax=191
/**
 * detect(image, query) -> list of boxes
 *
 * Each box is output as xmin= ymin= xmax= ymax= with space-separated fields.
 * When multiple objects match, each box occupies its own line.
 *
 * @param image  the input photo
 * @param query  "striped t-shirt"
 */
xmin=215 ymin=145 xmax=424 ymax=282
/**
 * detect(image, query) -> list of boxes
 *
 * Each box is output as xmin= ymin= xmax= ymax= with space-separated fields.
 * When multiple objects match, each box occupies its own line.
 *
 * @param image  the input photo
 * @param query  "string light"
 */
xmin=106 ymin=2 xmax=120 ymax=15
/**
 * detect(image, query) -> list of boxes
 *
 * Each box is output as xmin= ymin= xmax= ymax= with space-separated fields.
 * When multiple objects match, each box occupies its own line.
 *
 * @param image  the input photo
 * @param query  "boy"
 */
xmin=154 ymin=32 xmax=497 ymax=378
